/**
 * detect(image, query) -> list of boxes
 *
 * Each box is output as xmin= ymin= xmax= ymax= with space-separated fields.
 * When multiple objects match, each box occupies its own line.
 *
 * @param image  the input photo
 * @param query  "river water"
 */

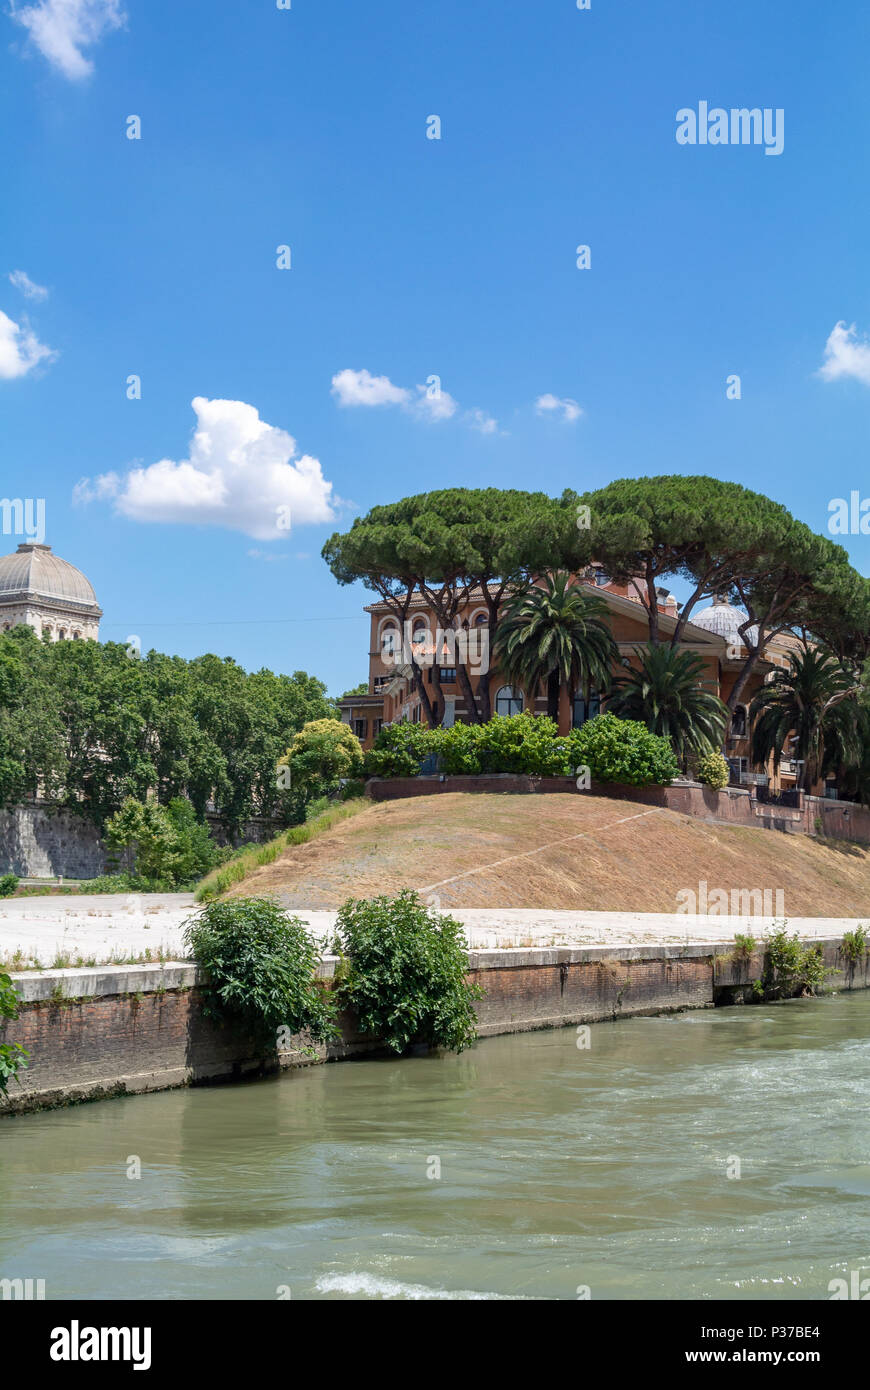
xmin=2 ymin=992 xmax=870 ymax=1301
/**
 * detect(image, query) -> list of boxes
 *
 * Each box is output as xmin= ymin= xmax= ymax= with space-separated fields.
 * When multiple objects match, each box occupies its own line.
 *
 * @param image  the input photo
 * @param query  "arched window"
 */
xmin=474 ymin=612 xmax=488 ymax=626
xmin=731 ymin=705 xmax=747 ymax=737
xmin=58 ymin=629 xmax=67 ymax=640
xmin=72 ymin=631 xmax=82 ymax=640
xmin=495 ymin=685 xmax=523 ymax=717
xmin=381 ymin=624 xmax=398 ymax=657
xmin=572 ymin=689 xmax=601 ymax=728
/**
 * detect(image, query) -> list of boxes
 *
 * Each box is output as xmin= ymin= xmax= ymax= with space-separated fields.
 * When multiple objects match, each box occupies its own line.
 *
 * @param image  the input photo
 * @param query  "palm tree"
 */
xmin=607 ymin=643 xmax=728 ymax=762
xmin=493 ymin=572 xmax=617 ymax=721
xmin=749 ymin=647 xmax=858 ymax=792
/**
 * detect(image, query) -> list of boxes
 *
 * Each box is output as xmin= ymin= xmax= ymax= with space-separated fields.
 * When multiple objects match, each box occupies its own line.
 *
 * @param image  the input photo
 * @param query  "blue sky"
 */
xmin=2 ymin=0 xmax=869 ymax=696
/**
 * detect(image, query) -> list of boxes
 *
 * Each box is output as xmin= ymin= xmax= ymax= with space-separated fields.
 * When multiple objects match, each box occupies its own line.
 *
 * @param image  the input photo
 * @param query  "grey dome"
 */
xmin=691 ymin=596 xmax=757 ymax=648
xmin=0 ymin=544 xmax=99 ymax=610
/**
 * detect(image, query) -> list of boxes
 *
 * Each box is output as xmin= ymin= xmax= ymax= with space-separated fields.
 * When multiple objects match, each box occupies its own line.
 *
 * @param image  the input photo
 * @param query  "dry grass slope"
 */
xmin=227 ymin=792 xmax=870 ymax=915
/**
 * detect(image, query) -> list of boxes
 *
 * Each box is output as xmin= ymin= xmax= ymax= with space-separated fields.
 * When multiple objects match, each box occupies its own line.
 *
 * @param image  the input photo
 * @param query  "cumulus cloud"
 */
xmin=10 ymin=0 xmax=124 ymax=80
xmin=73 ymin=397 xmax=337 ymax=541
xmin=818 ymin=321 xmax=870 ymax=387
xmin=536 ymin=393 xmax=583 ymax=423
xmin=331 ymin=368 xmax=410 ymax=408
xmin=8 ymin=269 xmax=48 ymax=301
xmin=331 ymin=366 xmax=496 ymax=433
xmin=0 ymin=308 xmax=56 ymax=379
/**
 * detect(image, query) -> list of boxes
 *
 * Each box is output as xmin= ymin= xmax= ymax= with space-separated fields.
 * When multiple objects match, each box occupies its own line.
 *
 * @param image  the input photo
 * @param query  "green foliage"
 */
xmin=278 ymin=718 xmax=364 ymax=801
xmin=364 ymin=710 xmax=679 ymax=786
xmin=340 ymin=682 xmax=369 ymax=698
xmin=0 ymin=626 xmax=335 ymax=830
xmin=493 ymin=572 xmax=617 ymax=718
xmin=105 ymin=796 xmax=222 ymax=887
xmin=732 ymin=932 xmax=756 ymax=959
xmin=0 ymin=873 xmax=19 ymax=898
xmin=763 ymin=926 xmax=828 ymax=998
xmin=0 ymin=969 xmax=29 ymax=1095
xmin=335 ymin=889 xmax=483 ymax=1054
xmin=566 ymin=712 xmax=679 ymax=786
xmin=81 ymin=872 xmax=174 ymax=893
xmin=183 ymin=897 xmax=337 ymax=1045
xmin=750 ymin=647 xmax=858 ymax=792
xmin=607 ymin=645 xmax=728 ymax=761
xmin=695 ymin=750 xmax=730 ymax=790
xmin=841 ymin=925 xmax=869 ymax=965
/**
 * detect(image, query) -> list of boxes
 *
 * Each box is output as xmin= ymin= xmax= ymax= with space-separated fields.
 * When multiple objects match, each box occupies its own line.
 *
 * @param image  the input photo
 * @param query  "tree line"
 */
xmin=0 ymin=627 xmax=335 ymax=829
xmin=322 ymin=477 xmax=870 ymax=725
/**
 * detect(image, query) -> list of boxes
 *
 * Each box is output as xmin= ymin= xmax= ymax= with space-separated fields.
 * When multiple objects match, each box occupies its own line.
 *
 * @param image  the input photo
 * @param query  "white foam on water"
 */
xmin=315 ymin=1272 xmax=528 ymax=1300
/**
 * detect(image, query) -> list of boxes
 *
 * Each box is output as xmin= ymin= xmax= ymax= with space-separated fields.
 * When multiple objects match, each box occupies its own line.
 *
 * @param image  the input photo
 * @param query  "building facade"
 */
xmin=338 ymin=570 xmax=804 ymax=788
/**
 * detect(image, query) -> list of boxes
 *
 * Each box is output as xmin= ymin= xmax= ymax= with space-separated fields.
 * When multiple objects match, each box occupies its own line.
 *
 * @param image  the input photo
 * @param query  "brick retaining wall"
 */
xmin=3 ymin=937 xmax=866 ymax=1115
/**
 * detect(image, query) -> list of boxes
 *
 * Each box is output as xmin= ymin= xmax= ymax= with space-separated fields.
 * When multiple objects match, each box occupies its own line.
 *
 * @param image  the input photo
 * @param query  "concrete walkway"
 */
xmin=0 ymin=893 xmax=866 ymax=968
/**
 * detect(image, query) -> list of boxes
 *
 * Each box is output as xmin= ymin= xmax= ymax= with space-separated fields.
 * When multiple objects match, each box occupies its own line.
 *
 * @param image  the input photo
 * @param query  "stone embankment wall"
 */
xmin=3 ymin=937 xmax=868 ymax=1115
xmin=0 ymin=803 xmax=282 ymax=879
xmin=366 ymin=776 xmax=870 ymax=848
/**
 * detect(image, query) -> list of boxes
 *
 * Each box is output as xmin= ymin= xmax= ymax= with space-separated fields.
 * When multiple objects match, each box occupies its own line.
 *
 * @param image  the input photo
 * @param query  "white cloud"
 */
xmin=466 ymin=408 xmax=498 ymax=435
xmin=331 ymin=368 xmax=410 ymax=408
xmin=74 ymin=397 xmax=337 ymax=541
xmin=818 ymin=321 xmax=870 ymax=387
xmin=0 ymin=308 xmax=56 ymax=379
xmin=413 ymin=383 xmax=458 ymax=422
xmin=332 ymin=366 xmax=498 ymax=433
xmin=10 ymin=0 xmax=124 ymax=80
xmin=8 ymin=269 xmax=48 ymax=301
xmin=536 ymin=393 xmax=583 ymax=423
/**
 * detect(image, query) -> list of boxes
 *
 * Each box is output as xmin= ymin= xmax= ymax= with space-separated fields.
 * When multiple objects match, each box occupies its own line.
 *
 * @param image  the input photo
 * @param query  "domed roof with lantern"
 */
xmin=691 ymin=595 xmax=758 ymax=648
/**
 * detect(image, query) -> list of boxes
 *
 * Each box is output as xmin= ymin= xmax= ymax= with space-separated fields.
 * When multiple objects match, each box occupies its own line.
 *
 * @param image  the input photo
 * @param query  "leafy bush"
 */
xmin=763 ymin=926 xmax=828 ymax=998
xmin=82 ymin=872 xmax=173 ymax=893
xmin=363 ymin=721 xmax=432 ymax=778
xmin=841 ymin=925 xmax=868 ymax=965
xmin=364 ymin=711 xmax=678 ymax=787
xmin=695 ymin=751 xmax=730 ymax=790
xmin=565 ymin=713 xmax=679 ymax=786
xmin=105 ymin=796 xmax=223 ymax=887
xmin=335 ymin=889 xmax=483 ymax=1054
xmin=278 ymin=719 xmax=364 ymax=799
xmin=0 ymin=873 xmax=19 ymax=898
xmin=0 ymin=970 xmax=29 ymax=1095
xmin=183 ymin=897 xmax=337 ymax=1045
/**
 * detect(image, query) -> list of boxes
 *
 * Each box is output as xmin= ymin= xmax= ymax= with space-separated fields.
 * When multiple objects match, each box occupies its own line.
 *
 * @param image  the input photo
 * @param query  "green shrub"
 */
xmin=0 ymin=970 xmax=29 ymax=1095
xmin=105 ymin=796 xmax=222 ymax=887
xmin=278 ymin=719 xmax=364 ymax=799
xmin=0 ymin=873 xmax=19 ymax=898
xmin=695 ymin=751 xmax=730 ymax=790
xmin=335 ymin=889 xmax=483 ymax=1054
xmin=764 ymin=926 xmax=828 ymax=998
xmin=565 ymin=713 xmax=678 ymax=786
xmin=81 ymin=872 xmax=172 ymax=894
xmin=841 ymin=925 xmax=868 ymax=965
xmin=183 ymin=897 xmax=337 ymax=1046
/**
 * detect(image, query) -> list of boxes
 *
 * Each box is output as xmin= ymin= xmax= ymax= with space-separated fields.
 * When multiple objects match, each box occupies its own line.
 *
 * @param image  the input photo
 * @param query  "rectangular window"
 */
xmin=353 ymin=718 xmax=367 ymax=739
xmin=373 ymin=719 xmax=383 ymax=737
xmin=439 ymin=668 xmax=457 ymax=682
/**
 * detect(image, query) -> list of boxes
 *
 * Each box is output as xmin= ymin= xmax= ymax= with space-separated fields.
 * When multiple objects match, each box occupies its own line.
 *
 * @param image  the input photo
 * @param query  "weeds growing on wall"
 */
xmin=334 ymin=889 xmax=483 ymax=1054
xmin=763 ymin=925 xmax=828 ymax=998
xmin=0 ymin=970 xmax=29 ymax=1095
xmin=183 ymin=897 xmax=337 ymax=1047
xmin=841 ymin=925 xmax=869 ymax=966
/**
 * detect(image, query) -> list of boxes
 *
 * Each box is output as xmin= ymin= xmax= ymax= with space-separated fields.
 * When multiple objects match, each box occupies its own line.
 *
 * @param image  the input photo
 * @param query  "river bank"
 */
xmin=2 ymin=932 xmax=868 ymax=1115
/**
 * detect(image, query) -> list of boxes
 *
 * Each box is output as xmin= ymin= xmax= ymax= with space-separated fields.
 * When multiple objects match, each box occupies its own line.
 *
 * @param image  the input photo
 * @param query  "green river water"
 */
xmin=2 ymin=992 xmax=870 ymax=1301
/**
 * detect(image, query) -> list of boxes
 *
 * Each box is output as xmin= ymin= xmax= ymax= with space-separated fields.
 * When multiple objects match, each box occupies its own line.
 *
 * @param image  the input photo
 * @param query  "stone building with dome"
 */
xmin=338 ymin=573 xmax=804 ymax=789
xmin=0 ymin=543 xmax=102 ymax=641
